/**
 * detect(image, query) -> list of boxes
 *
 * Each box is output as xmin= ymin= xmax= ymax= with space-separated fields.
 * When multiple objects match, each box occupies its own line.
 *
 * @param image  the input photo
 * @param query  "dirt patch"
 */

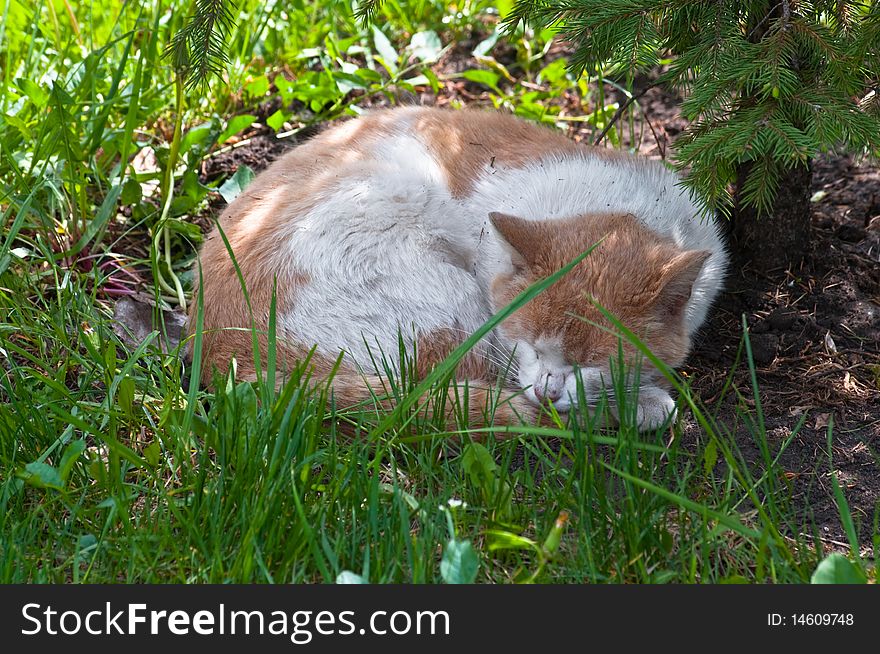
xmin=682 ymin=152 xmax=880 ymax=548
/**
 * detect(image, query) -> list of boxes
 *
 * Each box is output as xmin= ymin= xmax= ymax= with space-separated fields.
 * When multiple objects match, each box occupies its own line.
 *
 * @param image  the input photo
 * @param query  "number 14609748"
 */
xmin=768 ymin=613 xmax=854 ymax=626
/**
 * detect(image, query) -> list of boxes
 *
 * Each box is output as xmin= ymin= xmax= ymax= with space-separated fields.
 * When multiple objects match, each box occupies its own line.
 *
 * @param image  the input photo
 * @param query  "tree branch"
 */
xmin=592 ymin=82 xmax=658 ymax=147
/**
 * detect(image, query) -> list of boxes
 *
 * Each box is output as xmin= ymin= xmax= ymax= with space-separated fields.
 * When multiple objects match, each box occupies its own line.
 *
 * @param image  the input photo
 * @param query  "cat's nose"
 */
xmin=534 ymin=375 xmax=564 ymax=404
xmin=534 ymin=386 xmax=562 ymax=403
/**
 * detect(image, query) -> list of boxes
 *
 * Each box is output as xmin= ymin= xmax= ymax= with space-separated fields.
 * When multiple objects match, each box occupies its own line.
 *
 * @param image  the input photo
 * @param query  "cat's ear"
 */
xmin=654 ymin=250 xmax=711 ymax=319
xmin=489 ymin=212 xmax=539 ymax=268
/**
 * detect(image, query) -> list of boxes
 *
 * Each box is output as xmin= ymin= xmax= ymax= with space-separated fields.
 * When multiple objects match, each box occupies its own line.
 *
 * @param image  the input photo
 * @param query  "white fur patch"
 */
xmin=279 ymin=133 xmax=490 ymax=369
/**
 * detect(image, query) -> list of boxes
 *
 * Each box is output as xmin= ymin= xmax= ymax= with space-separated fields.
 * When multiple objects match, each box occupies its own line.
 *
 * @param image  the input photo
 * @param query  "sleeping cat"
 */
xmin=189 ymin=107 xmax=727 ymax=432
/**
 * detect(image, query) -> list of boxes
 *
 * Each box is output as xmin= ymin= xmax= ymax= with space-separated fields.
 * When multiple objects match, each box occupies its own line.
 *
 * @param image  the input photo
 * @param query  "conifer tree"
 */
xmin=505 ymin=1 xmax=880 ymax=271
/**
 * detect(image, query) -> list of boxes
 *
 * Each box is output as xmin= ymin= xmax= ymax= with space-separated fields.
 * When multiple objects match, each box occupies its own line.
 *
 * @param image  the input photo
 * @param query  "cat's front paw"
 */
xmin=635 ymin=387 xmax=677 ymax=432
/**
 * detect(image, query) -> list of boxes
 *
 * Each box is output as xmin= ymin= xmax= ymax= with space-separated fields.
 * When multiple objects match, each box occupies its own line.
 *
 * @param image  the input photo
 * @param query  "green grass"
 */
xmin=0 ymin=0 xmax=875 ymax=584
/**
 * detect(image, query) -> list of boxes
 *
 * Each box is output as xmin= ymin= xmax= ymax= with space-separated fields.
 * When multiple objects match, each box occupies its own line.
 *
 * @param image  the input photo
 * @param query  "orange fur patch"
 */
xmin=414 ymin=327 xmax=491 ymax=380
xmin=412 ymin=108 xmax=627 ymax=197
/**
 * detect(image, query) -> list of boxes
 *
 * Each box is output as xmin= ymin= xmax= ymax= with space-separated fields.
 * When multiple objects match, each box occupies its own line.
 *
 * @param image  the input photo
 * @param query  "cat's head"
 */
xmin=488 ymin=211 xmax=710 ymax=411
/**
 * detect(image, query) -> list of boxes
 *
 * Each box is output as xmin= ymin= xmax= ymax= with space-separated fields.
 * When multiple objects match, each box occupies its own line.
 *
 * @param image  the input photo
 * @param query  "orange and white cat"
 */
xmin=190 ymin=107 xmax=727 ymax=431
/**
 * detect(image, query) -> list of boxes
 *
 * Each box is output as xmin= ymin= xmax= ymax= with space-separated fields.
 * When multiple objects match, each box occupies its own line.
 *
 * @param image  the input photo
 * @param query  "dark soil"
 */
xmin=683 ymin=152 xmax=880 ymax=549
xmin=189 ymin=43 xmax=880 ymax=552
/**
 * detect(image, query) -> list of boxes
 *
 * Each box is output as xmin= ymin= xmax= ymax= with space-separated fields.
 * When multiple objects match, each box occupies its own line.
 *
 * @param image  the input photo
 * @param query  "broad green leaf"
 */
xmin=703 ymin=437 xmax=718 ymax=475
xmin=659 ymin=529 xmax=675 ymax=553
xmin=274 ymin=75 xmax=294 ymax=102
xmin=538 ymin=28 xmax=555 ymax=42
xmin=486 ymin=530 xmax=536 ymax=552
xmin=104 ymin=340 xmax=117 ymax=377
xmin=336 ymin=571 xmax=367 ymax=584
xmin=472 ymin=31 xmax=500 ymax=58
xmin=16 ymin=78 xmax=48 ymax=107
xmin=461 ymin=69 xmax=501 ymax=92
xmin=21 ymin=462 xmax=63 ymax=490
xmin=182 ymin=168 xmax=210 ymax=201
xmin=440 ymin=539 xmax=479 ymax=584
xmin=120 ymin=176 xmax=142 ymax=205
xmin=180 ymin=122 xmax=214 ymax=154
xmin=379 ymin=483 xmax=420 ymax=512
xmin=117 ymin=376 xmax=135 ymax=418
xmin=474 ymin=55 xmax=515 ymax=82
xmin=164 ymin=217 xmax=203 ymax=240
xmin=402 ymin=74 xmax=429 ymax=87
xmin=266 ymin=109 xmax=288 ymax=132
xmin=334 ymin=70 xmax=368 ymax=94
xmin=59 ymin=440 xmax=87 ymax=483
xmin=512 ymin=101 xmax=543 ymax=120
xmin=2 ymin=112 xmax=30 ymax=139
xmin=538 ymin=58 xmax=569 ymax=86
xmin=409 ymin=31 xmax=442 ymax=62
xmin=245 ymin=75 xmax=269 ymax=97
xmin=143 ymin=441 xmax=162 ymax=467
xmin=810 ymin=553 xmax=867 ymax=584
xmin=294 ymin=48 xmax=322 ymax=60
xmin=218 ymin=114 xmax=257 ymax=145
xmin=355 ymin=68 xmax=382 ymax=83
xmin=495 ymin=0 xmax=514 ymax=19
xmin=461 ymin=442 xmax=497 ymax=491
xmin=77 ymin=534 xmax=97 ymax=550
xmin=219 ymin=165 xmax=256 ymax=203
xmin=421 ymin=68 xmax=441 ymax=93
xmin=372 ymin=26 xmax=399 ymax=74
xmin=76 ymin=534 xmax=97 ymax=564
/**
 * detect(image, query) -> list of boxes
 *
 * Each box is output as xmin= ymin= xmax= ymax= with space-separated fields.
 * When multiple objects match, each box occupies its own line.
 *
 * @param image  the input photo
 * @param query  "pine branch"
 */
xmin=509 ymin=0 xmax=880 ymax=213
xmin=355 ymin=0 xmax=386 ymax=25
xmin=164 ymin=0 xmax=236 ymax=89
xmin=592 ymin=83 xmax=658 ymax=145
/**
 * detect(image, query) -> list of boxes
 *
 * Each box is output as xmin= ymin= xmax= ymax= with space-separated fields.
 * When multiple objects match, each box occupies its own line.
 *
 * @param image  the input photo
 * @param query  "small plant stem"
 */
xmin=593 ymin=83 xmax=657 ymax=146
xmin=154 ymin=75 xmax=187 ymax=311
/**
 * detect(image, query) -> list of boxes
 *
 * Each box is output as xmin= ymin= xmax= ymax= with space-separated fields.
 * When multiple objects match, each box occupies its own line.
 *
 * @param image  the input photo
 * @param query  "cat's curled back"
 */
xmin=190 ymin=107 xmax=727 ymax=431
